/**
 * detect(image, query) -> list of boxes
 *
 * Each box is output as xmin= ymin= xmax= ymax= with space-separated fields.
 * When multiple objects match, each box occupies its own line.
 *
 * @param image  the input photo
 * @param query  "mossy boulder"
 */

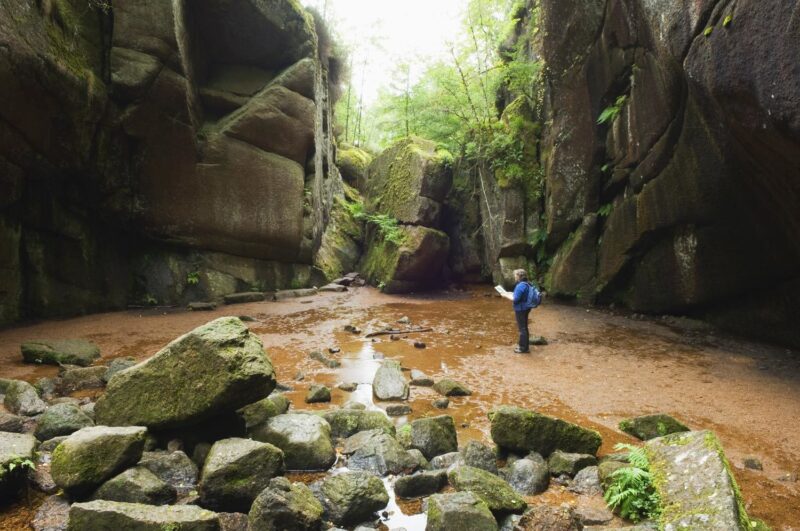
xmin=372 ymin=360 xmax=409 ymax=401
xmin=305 ymin=385 xmax=331 ymax=404
xmin=547 ymin=450 xmax=597 ymax=477
xmin=408 ymin=415 xmax=458 ymax=460
xmin=95 ymin=317 xmax=276 ymax=430
xmin=321 ymin=409 xmax=394 ymax=439
xmin=237 ymin=394 xmax=290 ymax=430
xmin=0 ymin=432 xmax=37 ymax=496
xmin=198 ymin=437 xmax=285 ymax=512
xmin=248 ymin=476 xmax=324 ymax=531
xmin=68 ymin=500 xmax=219 ymax=530
xmin=447 ymin=465 xmax=527 ymax=515
xmin=251 ymin=414 xmax=335 ymax=471
xmin=337 ymin=145 xmax=373 ymax=188
xmin=51 ymin=426 xmax=147 ymax=496
xmin=3 ymin=380 xmax=47 ymax=416
xmin=507 ymin=456 xmax=549 ymax=495
xmin=394 ymin=469 xmax=448 ymax=498
xmin=619 ymin=414 xmax=689 ymax=441
xmin=489 ymin=406 xmax=601 ymax=456
xmin=426 ymin=491 xmax=498 ymax=531
xmin=318 ymin=471 xmax=389 ymax=526
xmin=137 ymin=450 xmax=198 ymax=496
xmin=103 ymin=357 xmax=136 ymax=383
xmin=360 ymin=225 xmax=450 ymax=294
xmin=34 ymin=403 xmax=95 ymax=441
xmin=92 ymin=466 xmax=176 ymax=505
xmin=21 ymin=339 xmax=100 ymax=367
xmin=433 ymin=379 xmax=472 ymax=397
xmin=460 ymin=440 xmax=498 ymax=474
xmin=342 ymin=429 xmax=419 ymax=476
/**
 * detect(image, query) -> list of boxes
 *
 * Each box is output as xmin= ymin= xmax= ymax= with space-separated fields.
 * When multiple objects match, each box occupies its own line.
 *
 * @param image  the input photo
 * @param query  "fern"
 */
xmin=343 ymin=200 xmax=406 ymax=245
xmin=597 ymin=95 xmax=628 ymax=125
xmin=604 ymin=443 xmax=661 ymax=523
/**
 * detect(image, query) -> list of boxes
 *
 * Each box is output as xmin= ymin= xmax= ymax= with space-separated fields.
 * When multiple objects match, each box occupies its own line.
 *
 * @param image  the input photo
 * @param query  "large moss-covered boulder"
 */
xmin=92 ymin=467 xmax=176 ymax=505
xmin=95 ymin=317 xmax=275 ymax=429
xmin=619 ymin=414 xmax=689 ymax=441
xmin=198 ymin=438 xmax=285 ymax=512
xmin=322 ymin=409 xmax=394 ymax=439
xmin=317 ymin=471 xmax=389 ymax=527
xmin=237 ymin=393 xmax=290 ymax=430
xmin=447 ymin=465 xmax=527 ymax=515
xmin=408 ymin=415 xmax=458 ymax=460
xmin=3 ymin=380 xmax=47 ymax=416
xmin=252 ymin=414 xmax=335 ymax=471
xmin=360 ymin=225 xmax=450 ymax=294
xmin=426 ymin=491 xmax=498 ymax=531
xmin=647 ymin=431 xmax=758 ymax=530
xmin=0 ymin=432 xmax=37 ymax=495
xmin=337 ymin=145 xmax=373 ymax=189
xmin=372 ymin=360 xmax=409 ymax=401
xmin=342 ymin=429 xmax=419 ymax=476
xmin=35 ymin=403 xmax=95 ymax=441
xmin=21 ymin=339 xmax=100 ymax=367
xmin=248 ymin=476 xmax=324 ymax=531
xmin=489 ymin=406 xmax=601 ymax=456
xmin=68 ymin=500 xmax=220 ymax=530
xmin=51 ymin=426 xmax=147 ymax=495
xmin=547 ymin=450 xmax=597 ymax=477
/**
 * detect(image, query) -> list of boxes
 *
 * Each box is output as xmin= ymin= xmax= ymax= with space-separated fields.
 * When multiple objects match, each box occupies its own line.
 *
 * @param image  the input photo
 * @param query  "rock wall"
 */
xmin=0 ymin=0 xmax=345 ymax=322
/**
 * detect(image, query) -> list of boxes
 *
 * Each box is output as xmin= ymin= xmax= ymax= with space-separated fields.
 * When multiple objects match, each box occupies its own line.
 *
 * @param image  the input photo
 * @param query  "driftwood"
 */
xmin=365 ymin=327 xmax=433 ymax=338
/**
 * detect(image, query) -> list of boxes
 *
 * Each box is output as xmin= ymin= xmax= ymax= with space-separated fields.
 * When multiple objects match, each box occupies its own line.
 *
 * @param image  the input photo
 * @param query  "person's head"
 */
xmin=514 ymin=269 xmax=528 ymax=283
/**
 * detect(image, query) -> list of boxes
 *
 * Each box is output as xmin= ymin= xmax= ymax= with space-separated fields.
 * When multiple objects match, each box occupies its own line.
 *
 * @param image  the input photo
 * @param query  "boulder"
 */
xmin=237 ymin=394 xmax=290 ymax=430
xmin=68 ymin=500 xmax=219 ymax=529
xmin=199 ymin=438 xmax=285 ymax=512
xmin=408 ymin=415 xmax=458 ymax=459
xmin=317 ymin=471 xmax=389 ymax=527
xmin=309 ymin=351 xmax=341 ymax=368
xmin=506 ymin=456 xmax=549 ymax=495
xmin=224 ymin=292 xmax=265 ymax=304
xmin=647 ymin=431 xmax=757 ymax=529
xmin=319 ymin=283 xmax=347 ymax=293
xmin=433 ymin=398 xmax=450 ymax=409
xmin=433 ymin=379 xmax=472 ymax=397
xmin=252 ymin=414 xmax=335 ymax=471
xmin=273 ymin=288 xmax=318 ymax=300
xmin=514 ymin=504 xmax=580 ymax=530
xmin=32 ymin=494 xmax=70 ymax=531
xmin=248 ymin=477 xmax=324 ymax=531
xmin=489 ymin=406 xmax=601 ymax=456
xmin=426 ymin=491 xmax=498 ymax=531
xmin=321 ymin=409 xmax=394 ymax=439
xmin=569 ymin=465 xmax=602 ymax=496
xmin=448 ymin=465 xmax=527 ymax=515
xmin=59 ymin=366 xmax=107 ymax=393
xmin=51 ymin=426 xmax=147 ymax=495
xmin=137 ymin=450 xmax=198 ymax=496
xmin=619 ymin=414 xmax=689 ymax=441
xmin=461 ymin=441 xmax=498 ymax=474
xmin=547 ymin=451 xmax=597 ymax=477
xmin=39 ymin=436 xmax=69 ymax=453
xmin=188 ymin=302 xmax=217 ymax=311
xmin=597 ymin=459 xmax=628 ymax=491
xmin=337 ymin=145 xmax=373 ymax=188
xmin=410 ymin=370 xmax=434 ymax=387
xmin=343 ymin=430 xmax=419 ymax=476
xmin=21 ymin=339 xmax=100 ymax=367
xmin=0 ymin=432 xmax=37 ymax=493
xmin=386 ymin=404 xmax=412 ymax=417
xmin=92 ymin=466 xmax=177 ymax=505
xmin=372 ymin=360 xmax=409 ymax=401
xmin=0 ymin=412 xmax=25 ymax=433
xmin=394 ymin=470 xmax=447 ymax=498
xmin=430 ymin=452 xmax=462 ymax=470
xmin=34 ymin=404 xmax=94 ymax=441
xmin=305 ymin=385 xmax=331 ymax=404
xmin=103 ymin=357 xmax=137 ymax=383
xmin=95 ymin=317 xmax=276 ymax=430
xmin=4 ymin=380 xmax=47 ymax=416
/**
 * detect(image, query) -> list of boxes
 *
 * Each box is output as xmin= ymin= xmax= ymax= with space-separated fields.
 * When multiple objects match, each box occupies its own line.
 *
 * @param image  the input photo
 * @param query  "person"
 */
xmin=501 ymin=269 xmax=536 ymax=353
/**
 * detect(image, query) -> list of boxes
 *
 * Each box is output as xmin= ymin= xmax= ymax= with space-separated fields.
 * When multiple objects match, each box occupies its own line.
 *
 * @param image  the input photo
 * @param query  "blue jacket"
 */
xmin=512 ymin=282 xmax=533 ymax=312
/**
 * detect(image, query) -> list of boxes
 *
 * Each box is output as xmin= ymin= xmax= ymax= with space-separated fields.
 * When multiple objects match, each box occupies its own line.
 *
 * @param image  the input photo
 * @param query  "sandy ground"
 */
xmin=0 ymin=285 xmax=798 ymax=529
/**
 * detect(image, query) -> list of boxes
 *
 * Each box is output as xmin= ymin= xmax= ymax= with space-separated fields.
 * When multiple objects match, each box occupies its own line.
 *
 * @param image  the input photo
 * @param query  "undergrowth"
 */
xmin=604 ymin=443 xmax=661 ymax=523
xmin=344 ymin=200 xmax=406 ymax=245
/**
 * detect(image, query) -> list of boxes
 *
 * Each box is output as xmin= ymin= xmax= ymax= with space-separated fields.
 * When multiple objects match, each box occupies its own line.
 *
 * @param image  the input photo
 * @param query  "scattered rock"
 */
xmin=597 ymin=459 xmax=628 ymax=490
xmin=138 ymin=450 xmax=199 ymax=496
xmin=32 ymin=494 xmax=70 ymax=531
xmin=328 ymin=347 xmax=341 ymax=354
xmin=102 ymin=357 xmax=137 ymax=383
xmin=248 ymin=476 xmax=324 ymax=531
xmin=59 ymin=365 xmax=107 ymax=393
xmin=344 ymin=325 xmax=362 ymax=334
xmin=425 ymin=491 xmax=498 ymax=531
xmin=295 ymin=371 xmax=306 ymax=381
xmin=397 ymin=316 xmax=411 ymax=325
xmin=237 ymin=394 xmax=290 ymax=430
xmin=21 ymin=339 xmax=100 ymax=367
xmin=461 ymin=441 xmax=498 ymax=474
xmin=199 ymin=438 xmax=285 ymax=512
xmin=448 ymin=465 xmax=527 ymax=515
xmin=318 ymin=471 xmax=389 ymax=527
xmin=372 ymin=360 xmax=409 ymax=401
xmin=95 ymin=317 xmax=276 ymax=430
xmin=433 ymin=379 xmax=472 ymax=397
xmin=34 ymin=403 xmax=94 ymax=441
xmin=489 ymin=406 xmax=602 ymax=456
xmin=343 ymin=430 xmax=419 ymax=476
xmin=394 ymin=470 xmax=447 ymax=498
xmin=273 ymin=288 xmax=318 ymax=301
xmin=547 ymin=451 xmax=597 ymax=477
xmin=305 ymin=385 xmax=331 ymax=404
xmin=0 ymin=411 xmax=26 ymax=433
xmin=569 ymin=465 xmax=602 ymax=495
xmin=35 ymin=377 xmax=60 ymax=400
xmin=432 ymin=398 xmax=450 ymax=409
xmin=4 ymin=379 xmax=47 ymax=416
xmin=189 ymin=302 xmax=217 ymax=311
xmin=309 ymin=351 xmax=341 ymax=368
xmin=320 ymin=284 xmax=348 ymax=293
xmin=409 ymin=370 xmax=434 ymax=386
xmin=619 ymin=414 xmax=689 ymax=441
xmin=224 ymin=292 xmax=265 ymax=304
xmin=743 ymin=457 xmax=763 ymax=471
xmin=218 ymin=512 xmax=249 ymax=531
xmin=51 ymin=426 xmax=147 ymax=495
xmin=0 ymin=432 xmax=37 ymax=493
xmin=529 ymin=336 xmax=549 ymax=346
xmin=39 ymin=436 xmax=68 ymax=453
xmin=338 ymin=382 xmax=358 ymax=392
xmin=386 ymin=404 xmax=412 ymax=417
xmin=515 ymin=504 xmax=579 ymax=530
xmin=506 ymin=456 xmax=549 ymax=495
xmin=80 ymin=403 xmax=95 ymax=421
xmin=407 ymin=415 xmax=458 ymax=459
xmin=252 ymin=414 xmax=335 ymax=471
xmin=413 ymin=341 xmax=426 ymax=349
xmin=407 ymin=449 xmax=430 ymax=471
xmin=92 ymin=466 xmax=177 ymax=505
xmin=430 ymin=452 xmax=462 ymax=470
xmin=341 ymin=400 xmax=367 ymax=411
xmin=574 ymin=503 xmax=614 ymax=526
xmin=322 ymin=410 xmax=394 ymax=439
xmin=68 ymin=500 xmax=219 ymax=529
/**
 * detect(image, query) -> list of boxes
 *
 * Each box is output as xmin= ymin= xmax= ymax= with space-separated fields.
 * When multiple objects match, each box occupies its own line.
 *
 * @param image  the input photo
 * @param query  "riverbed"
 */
xmin=1 ymin=286 xmax=798 ymax=529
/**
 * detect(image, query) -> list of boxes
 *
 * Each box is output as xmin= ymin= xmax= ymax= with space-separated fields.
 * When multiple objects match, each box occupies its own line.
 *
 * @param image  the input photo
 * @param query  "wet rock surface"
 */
xmin=92 ymin=466 xmax=177 ymax=505
xmin=426 ymin=491 xmax=498 ymax=531
xmin=68 ymin=500 xmax=220 ymax=529
xmin=619 ymin=414 xmax=689 ymax=441
xmin=372 ymin=360 xmax=409 ymax=401
xmin=448 ymin=465 xmax=527 ymax=515
xmin=252 ymin=414 xmax=335 ymax=471
xmin=21 ymin=340 xmax=100 ymax=367
xmin=490 ymin=406 xmax=602 ymax=456
xmin=317 ymin=471 xmax=390 ymax=527
xmin=248 ymin=476 xmax=324 ymax=531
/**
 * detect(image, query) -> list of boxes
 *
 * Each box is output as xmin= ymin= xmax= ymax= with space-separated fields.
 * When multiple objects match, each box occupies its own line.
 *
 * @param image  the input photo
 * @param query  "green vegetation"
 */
xmin=604 ymin=443 xmax=661 ymax=523
xmin=186 ymin=271 xmax=200 ymax=285
xmin=597 ymin=95 xmax=628 ymax=125
xmin=723 ymin=15 xmax=733 ymax=27
xmin=343 ymin=200 xmax=406 ymax=245
xmin=0 ymin=456 xmax=35 ymax=480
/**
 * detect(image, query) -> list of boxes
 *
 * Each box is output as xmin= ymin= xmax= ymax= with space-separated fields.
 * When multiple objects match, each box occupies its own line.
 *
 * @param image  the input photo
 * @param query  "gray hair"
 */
xmin=513 ymin=269 xmax=528 ymax=281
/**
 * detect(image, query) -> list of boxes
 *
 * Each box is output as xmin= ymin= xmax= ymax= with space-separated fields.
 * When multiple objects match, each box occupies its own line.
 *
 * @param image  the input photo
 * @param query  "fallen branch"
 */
xmin=365 ymin=327 xmax=433 ymax=338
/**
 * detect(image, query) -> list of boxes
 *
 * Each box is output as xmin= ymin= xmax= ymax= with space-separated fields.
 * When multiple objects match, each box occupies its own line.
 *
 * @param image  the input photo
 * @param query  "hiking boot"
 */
xmin=513 ymin=347 xmax=530 ymax=354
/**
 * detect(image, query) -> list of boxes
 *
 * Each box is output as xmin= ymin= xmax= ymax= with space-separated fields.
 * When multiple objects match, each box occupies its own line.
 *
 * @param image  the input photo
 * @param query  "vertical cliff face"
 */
xmin=532 ymin=0 xmax=800 ymax=345
xmin=0 ymin=0 xmax=345 ymax=322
